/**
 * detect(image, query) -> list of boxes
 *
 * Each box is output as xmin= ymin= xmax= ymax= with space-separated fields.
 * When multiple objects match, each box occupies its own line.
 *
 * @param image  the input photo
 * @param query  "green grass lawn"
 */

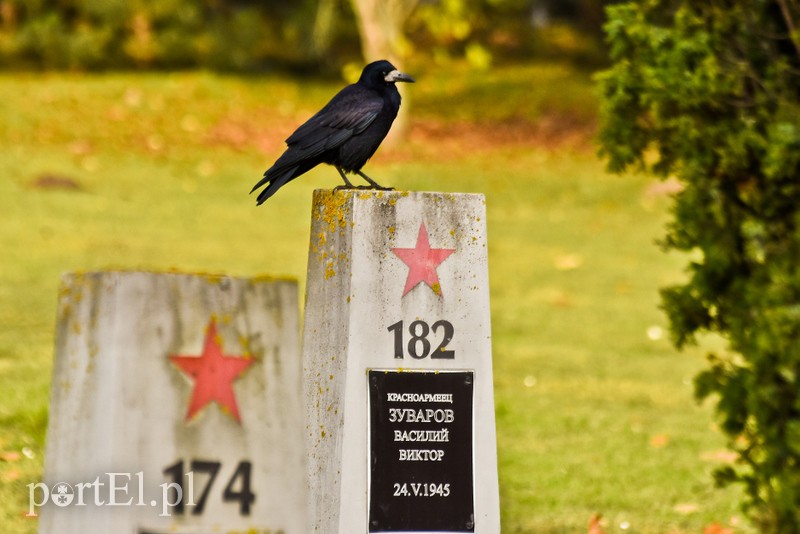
xmin=0 ymin=64 xmax=747 ymax=533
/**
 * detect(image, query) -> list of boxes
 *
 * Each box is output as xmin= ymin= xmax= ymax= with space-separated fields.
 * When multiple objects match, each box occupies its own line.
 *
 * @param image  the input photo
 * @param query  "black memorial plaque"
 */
xmin=368 ymin=370 xmax=474 ymax=532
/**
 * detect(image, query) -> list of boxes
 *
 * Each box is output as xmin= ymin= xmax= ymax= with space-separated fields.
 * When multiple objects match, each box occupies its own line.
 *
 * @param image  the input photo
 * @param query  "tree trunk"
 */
xmin=309 ymin=0 xmax=337 ymax=61
xmin=349 ymin=0 xmax=419 ymax=144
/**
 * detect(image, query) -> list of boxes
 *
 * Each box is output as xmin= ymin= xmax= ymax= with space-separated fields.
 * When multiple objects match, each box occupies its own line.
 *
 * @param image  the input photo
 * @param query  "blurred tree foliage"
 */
xmin=0 ymin=0 xmax=605 ymax=71
xmin=599 ymin=1 xmax=800 ymax=530
xmin=0 ymin=0 xmax=321 ymax=70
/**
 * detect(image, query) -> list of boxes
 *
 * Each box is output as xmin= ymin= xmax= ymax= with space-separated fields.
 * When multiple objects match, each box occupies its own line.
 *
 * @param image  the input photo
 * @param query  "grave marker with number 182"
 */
xmin=302 ymin=190 xmax=500 ymax=533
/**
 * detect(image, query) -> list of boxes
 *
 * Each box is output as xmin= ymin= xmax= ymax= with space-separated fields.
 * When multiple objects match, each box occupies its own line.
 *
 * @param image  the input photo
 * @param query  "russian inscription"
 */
xmin=368 ymin=370 xmax=475 ymax=532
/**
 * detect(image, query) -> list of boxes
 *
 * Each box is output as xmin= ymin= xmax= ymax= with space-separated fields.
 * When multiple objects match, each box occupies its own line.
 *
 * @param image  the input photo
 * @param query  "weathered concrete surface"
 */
xmin=303 ymin=190 xmax=500 ymax=533
xmin=40 ymin=271 xmax=307 ymax=533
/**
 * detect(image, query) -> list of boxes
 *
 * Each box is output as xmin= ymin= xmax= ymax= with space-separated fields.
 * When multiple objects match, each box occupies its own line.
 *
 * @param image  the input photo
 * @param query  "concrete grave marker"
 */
xmin=38 ymin=271 xmax=307 ymax=534
xmin=303 ymin=190 xmax=500 ymax=533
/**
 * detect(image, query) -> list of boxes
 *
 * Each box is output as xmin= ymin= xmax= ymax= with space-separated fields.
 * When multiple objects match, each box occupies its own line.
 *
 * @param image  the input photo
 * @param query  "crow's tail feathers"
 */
xmin=251 ymin=165 xmax=298 ymax=205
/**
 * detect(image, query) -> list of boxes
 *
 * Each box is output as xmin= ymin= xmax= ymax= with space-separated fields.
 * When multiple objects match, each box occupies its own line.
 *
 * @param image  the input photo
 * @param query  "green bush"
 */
xmin=598 ymin=1 xmax=800 ymax=530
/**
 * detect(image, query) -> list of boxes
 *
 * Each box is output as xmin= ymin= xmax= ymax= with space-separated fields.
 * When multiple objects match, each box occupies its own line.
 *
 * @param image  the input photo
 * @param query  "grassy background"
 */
xmin=0 ymin=64 xmax=747 ymax=533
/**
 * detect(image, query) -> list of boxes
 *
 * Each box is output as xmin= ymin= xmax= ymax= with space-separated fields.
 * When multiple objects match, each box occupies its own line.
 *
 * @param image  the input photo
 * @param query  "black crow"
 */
xmin=251 ymin=59 xmax=415 ymax=204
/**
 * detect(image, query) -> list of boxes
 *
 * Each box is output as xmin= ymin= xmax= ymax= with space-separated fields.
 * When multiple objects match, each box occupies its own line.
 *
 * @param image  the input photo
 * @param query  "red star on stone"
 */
xmin=170 ymin=319 xmax=254 ymax=423
xmin=391 ymin=223 xmax=455 ymax=297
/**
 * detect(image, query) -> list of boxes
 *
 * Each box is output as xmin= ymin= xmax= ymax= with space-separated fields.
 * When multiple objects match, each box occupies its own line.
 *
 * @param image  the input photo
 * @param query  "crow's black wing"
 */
xmin=251 ymin=84 xmax=384 ymax=204
xmin=284 ymin=85 xmax=384 ymax=158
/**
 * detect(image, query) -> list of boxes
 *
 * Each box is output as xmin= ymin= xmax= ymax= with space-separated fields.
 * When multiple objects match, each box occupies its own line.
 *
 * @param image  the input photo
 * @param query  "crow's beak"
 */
xmin=385 ymin=69 xmax=415 ymax=83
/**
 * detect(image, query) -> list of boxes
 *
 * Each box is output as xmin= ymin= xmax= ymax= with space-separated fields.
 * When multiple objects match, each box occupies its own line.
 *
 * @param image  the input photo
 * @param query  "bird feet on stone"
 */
xmin=355 ymin=171 xmax=394 ymax=191
xmin=332 ymin=184 xmax=395 ymax=192
xmin=333 ymin=168 xmax=394 ymax=192
xmin=332 ymin=184 xmax=360 ymax=192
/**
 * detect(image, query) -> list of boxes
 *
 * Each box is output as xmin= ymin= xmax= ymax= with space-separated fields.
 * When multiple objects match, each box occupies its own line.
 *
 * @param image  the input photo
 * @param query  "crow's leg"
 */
xmin=356 ymin=170 xmax=394 ymax=190
xmin=333 ymin=166 xmax=358 ymax=191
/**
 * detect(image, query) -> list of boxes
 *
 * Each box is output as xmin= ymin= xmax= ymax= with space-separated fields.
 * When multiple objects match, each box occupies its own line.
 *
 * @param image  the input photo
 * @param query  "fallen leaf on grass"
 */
xmin=0 ymin=451 xmax=21 ymax=462
xmin=703 ymin=523 xmax=733 ymax=534
xmin=554 ymin=253 xmax=583 ymax=271
xmin=30 ymin=173 xmax=82 ymax=191
xmin=587 ymin=512 xmax=606 ymax=534
xmin=701 ymin=449 xmax=738 ymax=464
xmin=643 ymin=177 xmax=684 ymax=200
xmin=3 ymin=468 xmax=21 ymax=481
xmin=673 ymin=502 xmax=699 ymax=514
xmin=67 ymin=139 xmax=93 ymax=156
xmin=646 ymin=325 xmax=664 ymax=341
xmin=546 ymin=289 xmax=573 ymax=308
xmin=649 ymin=434 xmax=670 ymax=448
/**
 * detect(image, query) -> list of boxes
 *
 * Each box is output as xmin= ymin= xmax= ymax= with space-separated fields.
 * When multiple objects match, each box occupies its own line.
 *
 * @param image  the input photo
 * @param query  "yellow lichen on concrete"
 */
xmin=237 ymin=334 xmax=255 ymax=359
xmin=203 ymin=272 xmax=226 ymax=284
xmin=311 ymin=190 xmax=355 ymax=280
xmin=324 ymin=261 xmax=336 ymax=280
xmin=313 ymin=190 xmax=352 ymax=234
xmin=251 ymin=273 xmax=297 ymax=284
